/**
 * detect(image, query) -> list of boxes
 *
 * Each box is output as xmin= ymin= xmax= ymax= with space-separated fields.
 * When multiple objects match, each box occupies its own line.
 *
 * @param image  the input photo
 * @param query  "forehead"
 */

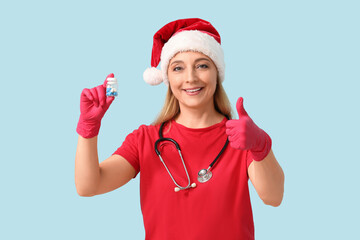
xmin=169 ymin=51 xmax=212 ymax=63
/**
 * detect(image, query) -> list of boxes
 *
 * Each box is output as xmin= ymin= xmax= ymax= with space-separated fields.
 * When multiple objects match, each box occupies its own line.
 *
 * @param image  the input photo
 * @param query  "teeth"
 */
xmin=185 ymin=88 xmax=201 ymax=93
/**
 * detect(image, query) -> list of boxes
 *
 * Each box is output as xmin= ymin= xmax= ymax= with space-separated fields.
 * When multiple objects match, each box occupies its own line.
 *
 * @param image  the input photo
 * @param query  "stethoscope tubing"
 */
xmin=209 ymin=138 xmax=229 ymax=169
xmin=154 ymin=138 xmax=180 ymax=155
xmin=157 ymin=148 xmax=191 ymax=190
xmin=155 ymin=116 xmax=229 ymax=191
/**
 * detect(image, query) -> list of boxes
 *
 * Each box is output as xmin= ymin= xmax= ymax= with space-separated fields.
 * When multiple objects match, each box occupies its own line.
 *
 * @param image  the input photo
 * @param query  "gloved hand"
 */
xmin=225 ymin=97 xmax=272 ymax=161
xmin=76 ymin=73 xmax=115 ymax=138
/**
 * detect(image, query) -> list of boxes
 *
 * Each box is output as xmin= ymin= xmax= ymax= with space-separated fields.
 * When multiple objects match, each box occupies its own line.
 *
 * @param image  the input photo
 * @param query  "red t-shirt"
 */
xmin=114 ymin=118 xmax=254 ymax=240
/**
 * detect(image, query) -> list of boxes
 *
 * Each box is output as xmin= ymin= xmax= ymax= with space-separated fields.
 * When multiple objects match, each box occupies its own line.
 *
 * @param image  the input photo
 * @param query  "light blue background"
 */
xmin=1 ymin=0 xmax=359 ymax=239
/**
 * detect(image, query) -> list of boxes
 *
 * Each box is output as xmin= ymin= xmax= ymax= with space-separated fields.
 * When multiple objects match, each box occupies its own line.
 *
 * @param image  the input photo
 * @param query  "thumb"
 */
xmin=103 ymin=73 xmax=115 ymax=87
xmin=236 ymin=97 xmax=248 ymax=118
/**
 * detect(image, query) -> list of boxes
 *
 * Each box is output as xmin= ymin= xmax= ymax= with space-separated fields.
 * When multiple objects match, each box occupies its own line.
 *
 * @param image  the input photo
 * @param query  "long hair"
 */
xmin=152 ymin=78 xmax=233 ymax=125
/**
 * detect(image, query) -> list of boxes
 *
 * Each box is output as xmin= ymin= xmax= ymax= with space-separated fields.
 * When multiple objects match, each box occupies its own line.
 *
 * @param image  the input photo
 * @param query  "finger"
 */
xmin=105 ymin=96 xmax=115 ymax=107
xmin=233 ymin=130 xmax=244 ymax=142
xmin=228 ymin=135 xmax=241 ymax=149
xmin=96 ymin=85 xmax=106 ymax=107
xmin=90 ymin=87 xmax=100 ymax=107
xmin=103 ymin=73 xmax=115 ymax=87
xmin=225 ymin=127 xmax=237 ymax=136
xmin=228 ymin=135 xmax=246 ymax=150
xmin=230 ymin=141 xmax=243 ymax=150
xmin=225 ymin=119 xmax=237 ymax=129
xmin=236 ymin=97 xmax=248 ymax=118
xmin=82 ymin=88 xmax=93 ymax=102
xmin=228 ymin=131 xmax=241 ymax=142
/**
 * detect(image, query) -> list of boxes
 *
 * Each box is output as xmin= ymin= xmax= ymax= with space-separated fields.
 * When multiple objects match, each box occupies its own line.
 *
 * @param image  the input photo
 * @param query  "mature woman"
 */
xmin=75 ymin=18 xmax=284 ymax=240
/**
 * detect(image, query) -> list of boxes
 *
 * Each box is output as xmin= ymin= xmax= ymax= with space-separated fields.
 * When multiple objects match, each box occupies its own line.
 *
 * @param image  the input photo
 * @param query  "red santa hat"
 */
xmin=143 ymin=18 xmax=225 ymax=86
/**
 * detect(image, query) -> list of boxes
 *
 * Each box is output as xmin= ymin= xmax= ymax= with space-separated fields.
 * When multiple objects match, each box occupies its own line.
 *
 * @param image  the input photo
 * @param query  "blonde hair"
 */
xmin=152 ymin=79 xmax=233 ymax=125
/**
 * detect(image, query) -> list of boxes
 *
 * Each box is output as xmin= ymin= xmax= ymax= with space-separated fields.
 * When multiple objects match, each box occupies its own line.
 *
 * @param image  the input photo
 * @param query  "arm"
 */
xmin=75 ymin=135 xmax=135 ymax=197
xmin=226 ymin=97 xmax=284 ymax=207
xmin=248 ymin=149 xmax=284 ymax=207
xmin=74 ymin=73 xmax=135 ymax=197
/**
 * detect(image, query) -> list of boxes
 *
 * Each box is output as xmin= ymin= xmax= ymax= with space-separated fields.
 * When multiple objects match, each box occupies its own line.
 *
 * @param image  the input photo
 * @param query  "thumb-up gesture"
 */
xmin=225 ymin=97 xmax=272 ymax=161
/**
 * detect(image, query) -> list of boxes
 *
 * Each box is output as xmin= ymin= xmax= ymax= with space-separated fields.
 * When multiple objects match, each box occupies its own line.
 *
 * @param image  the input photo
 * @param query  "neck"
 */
xmin=175 ymin=105 xmax=224 ymax=128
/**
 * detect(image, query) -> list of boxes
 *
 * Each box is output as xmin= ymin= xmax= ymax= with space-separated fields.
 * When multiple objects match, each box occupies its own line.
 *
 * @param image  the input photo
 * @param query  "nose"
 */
xmin=186 ymin=67 xmax=198 ymax=83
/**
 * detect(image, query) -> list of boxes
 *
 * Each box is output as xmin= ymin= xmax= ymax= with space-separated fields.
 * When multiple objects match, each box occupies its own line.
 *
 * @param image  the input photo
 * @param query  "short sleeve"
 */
xmin=246 ymin=150 xmax=254 ymax=169
xmin=113 ymin=129 xmax=141 ymax=177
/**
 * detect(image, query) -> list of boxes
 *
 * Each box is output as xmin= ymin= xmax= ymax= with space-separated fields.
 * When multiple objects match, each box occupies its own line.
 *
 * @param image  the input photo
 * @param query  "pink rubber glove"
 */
xmin=76 ymin=73 xmax=115 ymax=138
xmin=225 ymin=97 xmax=272 ymax=161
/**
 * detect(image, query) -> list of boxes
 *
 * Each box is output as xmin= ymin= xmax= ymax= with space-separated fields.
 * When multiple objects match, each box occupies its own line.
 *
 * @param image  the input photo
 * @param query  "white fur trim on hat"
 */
xmin=160 ymin=30 xmax=225 ymax=85
xmin=143 ymin=67 xmax=163 ymax=85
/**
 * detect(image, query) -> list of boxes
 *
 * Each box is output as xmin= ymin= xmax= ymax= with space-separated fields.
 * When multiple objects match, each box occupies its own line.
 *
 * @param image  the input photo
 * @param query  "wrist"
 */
xmin=76 ymin=117 xmax=101 ymax=139
xmin=250 ymin=130 xmax=272 ymax=161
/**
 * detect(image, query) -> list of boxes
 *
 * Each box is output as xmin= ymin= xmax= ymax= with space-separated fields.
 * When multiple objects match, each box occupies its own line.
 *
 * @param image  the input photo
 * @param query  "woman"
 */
xmin=75 ymin=18 xmax=284 ymax=240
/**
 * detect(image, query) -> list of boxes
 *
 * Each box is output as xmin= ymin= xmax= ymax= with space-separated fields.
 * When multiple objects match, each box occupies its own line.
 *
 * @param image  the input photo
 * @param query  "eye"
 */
xmin=197 ymin=64 xmax=209 ymax=69
xmin=172 ymin=66 xmax=183 ymax=72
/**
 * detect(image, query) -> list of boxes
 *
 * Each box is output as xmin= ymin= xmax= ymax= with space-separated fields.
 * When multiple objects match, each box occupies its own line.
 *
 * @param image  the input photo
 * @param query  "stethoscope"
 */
xmin=154 ymin=116 xmax=229 ymax=192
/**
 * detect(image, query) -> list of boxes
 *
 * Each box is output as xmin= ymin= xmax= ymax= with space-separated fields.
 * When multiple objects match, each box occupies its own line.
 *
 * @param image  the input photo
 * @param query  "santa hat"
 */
xmin=143 ymin=18 xmax=225 ymax=86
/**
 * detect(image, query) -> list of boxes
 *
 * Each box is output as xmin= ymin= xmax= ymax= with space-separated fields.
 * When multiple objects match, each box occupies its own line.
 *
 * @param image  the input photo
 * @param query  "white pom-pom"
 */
xmin=143 ymin=67 xmax=163 ymax=85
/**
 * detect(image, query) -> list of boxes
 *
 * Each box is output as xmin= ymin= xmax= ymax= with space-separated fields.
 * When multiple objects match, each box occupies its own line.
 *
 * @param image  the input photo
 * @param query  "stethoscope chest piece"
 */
xmin=197 ymin=168 xmax=213 ymax=183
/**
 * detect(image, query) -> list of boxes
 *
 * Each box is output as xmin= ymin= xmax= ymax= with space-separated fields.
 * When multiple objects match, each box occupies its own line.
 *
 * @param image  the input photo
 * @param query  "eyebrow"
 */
xmin=170 ymin=58 xmax=211 ymax=66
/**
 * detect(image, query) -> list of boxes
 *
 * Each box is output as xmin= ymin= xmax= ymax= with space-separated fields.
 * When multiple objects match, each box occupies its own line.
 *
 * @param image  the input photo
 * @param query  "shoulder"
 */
xmin=115 ymin=123 xmax=161 ymax=154
xmin=125 ymin=123 xmax=161 ymax=140
xmin=134 ymin=123 xmax=160 ymax=133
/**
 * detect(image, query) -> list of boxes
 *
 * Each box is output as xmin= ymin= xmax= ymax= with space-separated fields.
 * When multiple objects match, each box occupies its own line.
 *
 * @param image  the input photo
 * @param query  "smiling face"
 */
xmin=167 ymin=51 xmax=218 ymax=112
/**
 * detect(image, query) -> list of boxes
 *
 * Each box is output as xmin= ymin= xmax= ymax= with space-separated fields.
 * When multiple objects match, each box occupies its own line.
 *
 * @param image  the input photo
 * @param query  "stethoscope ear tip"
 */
xmin=174 ymin=183 xmax=197 ymax=192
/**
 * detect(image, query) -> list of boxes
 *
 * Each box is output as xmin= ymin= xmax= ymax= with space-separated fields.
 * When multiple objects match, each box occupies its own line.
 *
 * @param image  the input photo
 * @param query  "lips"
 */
xmin=183 ymin=87 xmax=203 ymax=96
xmin=184 ymin=87 xmax=203 ymax=93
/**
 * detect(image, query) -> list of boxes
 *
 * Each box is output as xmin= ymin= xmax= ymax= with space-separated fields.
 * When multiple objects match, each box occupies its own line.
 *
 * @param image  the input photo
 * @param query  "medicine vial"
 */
xmin=106 ymin=77 xmax=118 ymax=97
